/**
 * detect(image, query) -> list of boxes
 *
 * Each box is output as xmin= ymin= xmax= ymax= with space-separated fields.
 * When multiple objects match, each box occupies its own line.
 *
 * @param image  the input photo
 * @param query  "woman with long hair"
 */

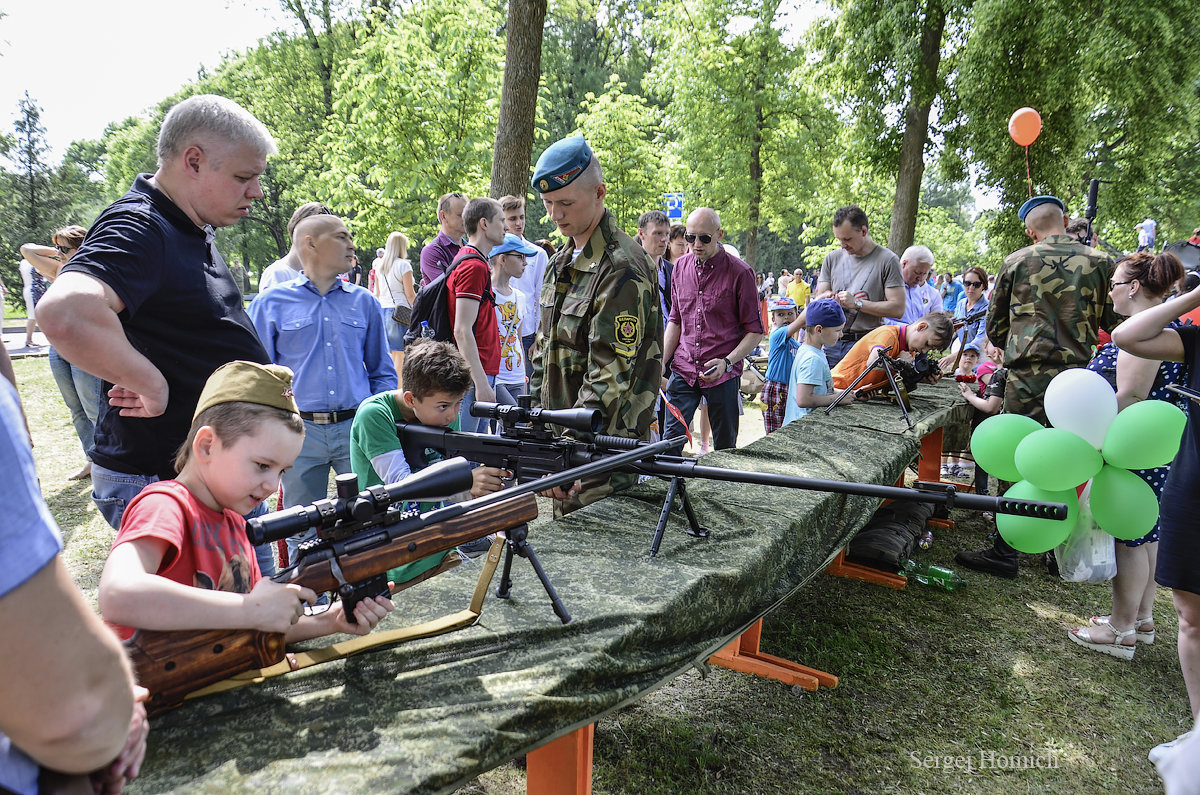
xmin=1069 ymin=252 xmax=1187 ymax=661
xmin=20 ymin=225 xmax=104 ymax=479
xmin=373 ymin=231 xmax=417 ymax=383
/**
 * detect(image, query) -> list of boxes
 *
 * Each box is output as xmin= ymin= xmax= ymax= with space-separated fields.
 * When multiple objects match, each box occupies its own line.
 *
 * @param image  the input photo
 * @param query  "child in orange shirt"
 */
xmin=831 ymin=312 xmax=954 ymax=392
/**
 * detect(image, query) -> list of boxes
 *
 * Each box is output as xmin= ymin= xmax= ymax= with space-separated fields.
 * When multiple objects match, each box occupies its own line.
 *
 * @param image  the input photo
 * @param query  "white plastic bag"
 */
xmin=1055 ymin=484 xmax=1117 ymax=583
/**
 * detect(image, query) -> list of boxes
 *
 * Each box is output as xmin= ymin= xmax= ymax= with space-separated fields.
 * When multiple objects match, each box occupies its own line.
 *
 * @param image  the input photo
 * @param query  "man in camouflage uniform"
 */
xmin=957 ymin=195 xmax=1117 ymax=578
xmin=528 ymin=136 xmax=664 ymax=513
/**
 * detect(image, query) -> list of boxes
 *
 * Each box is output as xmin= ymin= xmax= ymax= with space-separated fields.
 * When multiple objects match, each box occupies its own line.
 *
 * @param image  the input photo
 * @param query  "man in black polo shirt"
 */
xmin=37 ymin=95 xmax=276 ymax=534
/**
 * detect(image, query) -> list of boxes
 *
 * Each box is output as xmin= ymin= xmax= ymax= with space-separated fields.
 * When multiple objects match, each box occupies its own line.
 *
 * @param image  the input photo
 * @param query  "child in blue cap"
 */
xmin=783 ymin=298 xmax=850 ymax=425
xmin=760 ymin=297 xmax=805 ymax=434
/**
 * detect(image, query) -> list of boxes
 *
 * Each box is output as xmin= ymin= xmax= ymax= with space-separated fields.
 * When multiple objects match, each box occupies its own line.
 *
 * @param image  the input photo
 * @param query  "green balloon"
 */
xmin=996 ymin=481 xmax=1079 ymax=554
xmin=1089 ymin=465 xmax=1159 ymax=541
xmin=1102 ymin=400 xmax=1187 ymax=470
xmin=1014 ymin=428 xmax=1104 ymax=491
xmin=970 ymin=414 xmax=1043 ymax=483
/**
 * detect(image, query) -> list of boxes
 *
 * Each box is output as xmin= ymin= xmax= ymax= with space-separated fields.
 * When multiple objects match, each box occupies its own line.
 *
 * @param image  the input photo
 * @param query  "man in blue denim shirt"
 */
xmin=248 ymin=213 xmax=396 ymax=558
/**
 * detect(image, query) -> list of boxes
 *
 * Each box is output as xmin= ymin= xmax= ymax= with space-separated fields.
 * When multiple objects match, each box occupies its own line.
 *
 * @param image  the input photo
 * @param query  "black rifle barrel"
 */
xmin=618 ymin=458 xmax=1066 ymax=520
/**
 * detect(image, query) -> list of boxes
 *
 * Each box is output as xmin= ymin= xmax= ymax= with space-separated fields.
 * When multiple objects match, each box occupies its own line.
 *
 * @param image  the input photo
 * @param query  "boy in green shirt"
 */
xmin=350 ymin=341 xmax=510 ymax=582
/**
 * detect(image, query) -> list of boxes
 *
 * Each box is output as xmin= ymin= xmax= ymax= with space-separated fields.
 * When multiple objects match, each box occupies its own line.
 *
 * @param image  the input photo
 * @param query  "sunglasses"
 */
xmin=963 ymin=280 xmax=983 ymax=288
xmin=683 ymin=233 xmax=713 ymax=244
xmin=55 ymin=244 xmax=74 ymax=255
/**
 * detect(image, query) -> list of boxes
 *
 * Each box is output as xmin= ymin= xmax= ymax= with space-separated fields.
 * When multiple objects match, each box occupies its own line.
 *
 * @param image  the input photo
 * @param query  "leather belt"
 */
xmin=841 ymin=329 xmax=872 ymax=342
xmin=299 ymin=408 xmax=357 ymax=425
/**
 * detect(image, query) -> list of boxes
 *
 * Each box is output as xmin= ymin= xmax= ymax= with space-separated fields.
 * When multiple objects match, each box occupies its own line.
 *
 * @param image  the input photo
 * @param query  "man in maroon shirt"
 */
xmin=419 ymin=192 xmax=466 ymax=286
xmin=663 ymin=207 xmax=765 ymax=454
xmin=448 ymin=197 xmax=506 ymax=432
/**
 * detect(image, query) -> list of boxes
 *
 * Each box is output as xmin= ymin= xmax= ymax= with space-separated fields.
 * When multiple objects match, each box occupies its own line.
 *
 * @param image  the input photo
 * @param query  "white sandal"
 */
xmin=1069 ymin=619 xmax=1136 ymax=661
xmin=1090 ymin=615 xmax=1155 ymax=644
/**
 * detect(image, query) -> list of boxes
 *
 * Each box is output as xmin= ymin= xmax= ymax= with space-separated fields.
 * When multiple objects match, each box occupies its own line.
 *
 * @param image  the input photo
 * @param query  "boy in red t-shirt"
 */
xmin=448 ymin=197 xmax=506 ymax=432
xmin=99 ymin=361 xmax=394 ymax=642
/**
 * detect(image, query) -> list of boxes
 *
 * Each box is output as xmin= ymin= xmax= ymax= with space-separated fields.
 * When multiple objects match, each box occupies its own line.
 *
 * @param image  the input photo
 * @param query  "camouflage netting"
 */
xmin=129 ymin=382 xmax=970 ymax=794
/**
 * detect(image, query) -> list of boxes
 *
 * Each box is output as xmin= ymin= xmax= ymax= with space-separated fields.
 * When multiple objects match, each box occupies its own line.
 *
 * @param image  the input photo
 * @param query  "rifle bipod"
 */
xmin=649 ymin=475 xmax=711 ymax=558
xmin=824 ymin=345 xmax=915 ymax=429
xmin=494 ymin=523 xmax=571 ymax=624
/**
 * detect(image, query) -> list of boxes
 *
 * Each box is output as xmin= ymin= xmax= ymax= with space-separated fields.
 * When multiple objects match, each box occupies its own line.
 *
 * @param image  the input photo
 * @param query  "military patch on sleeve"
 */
xmin=614 ymin=313 xmax=640 ymax=359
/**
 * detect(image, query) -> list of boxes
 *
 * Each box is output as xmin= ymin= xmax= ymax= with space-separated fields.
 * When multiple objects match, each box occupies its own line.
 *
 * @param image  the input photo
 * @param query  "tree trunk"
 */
xmin=491 ymin=0 xmax=548 ymax=199
xmin=887 ymin=0 xmax=946 ymax=256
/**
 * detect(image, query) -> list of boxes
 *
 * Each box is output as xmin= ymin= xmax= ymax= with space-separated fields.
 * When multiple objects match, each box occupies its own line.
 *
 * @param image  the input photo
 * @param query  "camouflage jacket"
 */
xmin=528 ymin=209 xmax=664 ymax=508
xmin=986 ymin=234 xmax=1119 ymax=417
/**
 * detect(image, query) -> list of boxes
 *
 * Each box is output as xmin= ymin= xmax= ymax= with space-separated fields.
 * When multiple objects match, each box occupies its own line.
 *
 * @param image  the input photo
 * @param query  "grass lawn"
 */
xmin=13 ymin=356 xmax=1185 ymax=794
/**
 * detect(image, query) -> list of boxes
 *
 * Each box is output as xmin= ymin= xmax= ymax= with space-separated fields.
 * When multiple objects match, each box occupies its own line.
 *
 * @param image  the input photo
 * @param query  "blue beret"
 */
xmin=805 ymin=298 xmax=846 ymax=329
xmin=532 ymin=136 xmax=594 ymax=194
xmin=1017 ymin=195 xmax=1066 ymax=223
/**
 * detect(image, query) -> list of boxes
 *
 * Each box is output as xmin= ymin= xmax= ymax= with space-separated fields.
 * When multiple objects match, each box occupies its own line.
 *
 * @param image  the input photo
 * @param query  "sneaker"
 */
xmin=955 ymin=546 xmax=1018 ymax=579
xmin=456 ymin=534 xmax=497 ymax=559
xmin=1149 ymin=729 xmax=1194 ymax=765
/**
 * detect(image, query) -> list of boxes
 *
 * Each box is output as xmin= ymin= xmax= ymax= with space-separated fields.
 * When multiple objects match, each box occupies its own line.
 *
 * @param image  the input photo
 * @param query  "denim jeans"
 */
xmin=823 ymin=338 xmax=855 ymax=370
xmin=458 ymin=374 xmax=497 ymax=434
xmin=282 ymin=418 xmax=355 ymax=561
xmin=92 ymin=463 xmax=157 ymax=530
xmin=663 ymin=375 xmax=742 ymax=456
xmin=48 ymin=346 xmax=103 ymax=458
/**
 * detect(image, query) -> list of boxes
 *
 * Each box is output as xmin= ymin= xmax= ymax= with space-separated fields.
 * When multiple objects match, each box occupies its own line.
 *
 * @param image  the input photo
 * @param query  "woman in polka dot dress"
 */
xmin=1069 ymin=252 xmax=1188 ymax=661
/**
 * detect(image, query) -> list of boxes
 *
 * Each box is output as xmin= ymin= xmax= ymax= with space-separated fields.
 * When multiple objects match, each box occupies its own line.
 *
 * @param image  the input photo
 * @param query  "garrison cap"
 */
xmin=532 ymin=136 xmax=593 ymax=194
xmin=1017 ymin=195 xmax=1066 ymax=223
xmin=194 ymin=361 xmax=298 ymax=420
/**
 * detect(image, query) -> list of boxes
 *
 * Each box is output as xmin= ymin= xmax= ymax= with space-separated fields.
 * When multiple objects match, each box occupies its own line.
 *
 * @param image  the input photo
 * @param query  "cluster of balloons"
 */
xmin=969 ymin=369 xmax=1187 ymax=553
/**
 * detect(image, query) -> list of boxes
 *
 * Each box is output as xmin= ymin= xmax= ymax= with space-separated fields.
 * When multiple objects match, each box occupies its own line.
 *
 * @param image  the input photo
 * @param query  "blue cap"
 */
xmin=768 ymin=297 xmax=797 ymax=312
xmin=489 ymin=233 xmax=540 ymax=259
xmin=1017 ymin=195 xmax=1066 ymax=223
xmin=532 ymin=136 xmax=594 ymax=194
xmin=805 ymin=298 xmax=846 ymax=329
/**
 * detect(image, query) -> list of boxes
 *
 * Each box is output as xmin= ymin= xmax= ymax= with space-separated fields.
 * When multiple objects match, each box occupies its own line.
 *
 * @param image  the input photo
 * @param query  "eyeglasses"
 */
xmin=683 ymin=233 xmax=713 ymax=244
xmin=963 ymin=280 xmax=983 ymax=288
xmin=55 ymin=244 xmax=74 ymax=255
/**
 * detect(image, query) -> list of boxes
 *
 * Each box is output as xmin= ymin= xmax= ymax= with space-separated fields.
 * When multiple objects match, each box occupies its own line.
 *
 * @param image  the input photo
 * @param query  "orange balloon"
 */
xmin=1009 ymin=107 xmax=1041 ymax=146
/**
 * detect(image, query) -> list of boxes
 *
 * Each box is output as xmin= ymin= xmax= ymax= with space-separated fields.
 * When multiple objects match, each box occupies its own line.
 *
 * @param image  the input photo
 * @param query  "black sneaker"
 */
xmin=457 ymin=534 xmax=497 ymax=559
xmin=955 ymin=547 xmax=1018 ymax=579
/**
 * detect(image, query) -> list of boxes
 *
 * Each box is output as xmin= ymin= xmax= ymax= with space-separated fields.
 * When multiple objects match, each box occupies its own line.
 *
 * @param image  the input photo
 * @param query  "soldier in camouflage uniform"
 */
xmin=957 ymin=195 xmax=1118 ymax=578
xmin=527 ymin=136 xmax=664 ymax=513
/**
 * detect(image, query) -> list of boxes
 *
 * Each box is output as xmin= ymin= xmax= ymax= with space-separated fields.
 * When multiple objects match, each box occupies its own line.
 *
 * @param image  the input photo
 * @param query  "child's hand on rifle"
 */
xmin=470 ymin=466 xmax=512 ymax=497
xmin=244 ymin=578 xmax=318 ymax=634
xmin=325 ymin=593 xmax=395 ymax=637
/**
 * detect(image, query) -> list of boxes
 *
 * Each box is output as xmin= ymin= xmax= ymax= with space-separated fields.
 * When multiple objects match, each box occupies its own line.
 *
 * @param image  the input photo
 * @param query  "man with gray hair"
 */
xmin=884 ymin=244 xmax=942 ymax=326
xmin=38 ymin=94 xmax=276 ymax=532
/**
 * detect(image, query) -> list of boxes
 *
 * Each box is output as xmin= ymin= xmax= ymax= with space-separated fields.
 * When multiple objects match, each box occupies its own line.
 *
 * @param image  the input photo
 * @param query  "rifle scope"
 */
xmin=470 ymin=401 xmax=601 ymax=435
xmin=246 ymin=456 xmax=475 ymax=545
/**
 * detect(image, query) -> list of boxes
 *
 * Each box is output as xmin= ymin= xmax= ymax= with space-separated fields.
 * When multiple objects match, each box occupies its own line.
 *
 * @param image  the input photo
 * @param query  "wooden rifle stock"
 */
xmin=127 ymin=492 xmax=538 ymax=716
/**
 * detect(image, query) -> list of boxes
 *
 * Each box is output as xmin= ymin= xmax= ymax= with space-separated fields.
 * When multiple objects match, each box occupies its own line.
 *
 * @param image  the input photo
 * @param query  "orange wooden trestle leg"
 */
xmin=708 ymin=618 xmax=838 ymax=691
xmin=527 ymin=724 xmax=594 ymax=795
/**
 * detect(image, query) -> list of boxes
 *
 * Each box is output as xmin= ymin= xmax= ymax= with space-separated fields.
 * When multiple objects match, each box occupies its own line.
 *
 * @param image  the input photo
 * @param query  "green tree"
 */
xmin=654 ymin=0 xmax=838 ymax=268
xmin=573 ymin=75 xmax=662 ymax=232
xmin=317 ymin=0 xmax=506 ymax=246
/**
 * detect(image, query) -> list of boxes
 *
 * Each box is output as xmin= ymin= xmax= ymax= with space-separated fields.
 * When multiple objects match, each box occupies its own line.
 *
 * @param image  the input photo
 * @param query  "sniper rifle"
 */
xmin=398 ymin=401 xmax=1070 ymax=558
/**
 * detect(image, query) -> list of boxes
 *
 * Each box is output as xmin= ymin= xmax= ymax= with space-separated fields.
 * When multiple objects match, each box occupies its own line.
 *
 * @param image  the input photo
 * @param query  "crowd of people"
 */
xmin=5 ymin=92 xmax=1200 ymax=792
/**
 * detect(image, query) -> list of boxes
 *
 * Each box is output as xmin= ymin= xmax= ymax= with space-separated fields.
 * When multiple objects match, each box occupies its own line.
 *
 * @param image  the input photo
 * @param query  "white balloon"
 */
xmin=1044 ymin=368 xmax=1117 ymax=448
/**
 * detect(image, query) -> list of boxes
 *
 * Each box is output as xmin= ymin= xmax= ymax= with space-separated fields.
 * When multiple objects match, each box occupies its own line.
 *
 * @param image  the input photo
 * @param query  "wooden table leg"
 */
xmin=527 ymin=724 xmax=594 ymax=795
xmin=709 ymin=618 xmax=838 ymax=691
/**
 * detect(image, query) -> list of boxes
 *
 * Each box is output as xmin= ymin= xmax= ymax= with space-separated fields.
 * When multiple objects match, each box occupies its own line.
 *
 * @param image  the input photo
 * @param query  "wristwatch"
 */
xmin=722 ymin=357 xmax=733 ymax=370
xmin=855 ymin=298 xmax=864 ymax=308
